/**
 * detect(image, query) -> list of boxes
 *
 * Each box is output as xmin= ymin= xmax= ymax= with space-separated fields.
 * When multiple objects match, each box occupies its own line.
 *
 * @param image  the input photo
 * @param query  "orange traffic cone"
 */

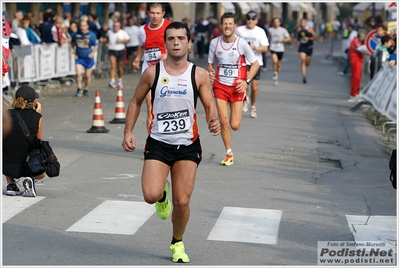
xmin=109 ymin=85 xmax=126 ymax=124
xmin=87 ymin=90 xmax=109 ymax=133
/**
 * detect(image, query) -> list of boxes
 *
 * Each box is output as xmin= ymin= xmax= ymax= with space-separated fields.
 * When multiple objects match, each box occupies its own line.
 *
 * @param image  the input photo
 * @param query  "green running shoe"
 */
xmin=155 ymin=181 xmax=171 ymax=220
xmin=170 ymin=241 xmax=190 ymax=263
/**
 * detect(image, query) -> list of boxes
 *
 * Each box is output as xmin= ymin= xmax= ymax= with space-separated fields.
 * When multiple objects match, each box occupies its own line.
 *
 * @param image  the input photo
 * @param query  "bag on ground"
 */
xmin=25 ymin=137 xmax=60 ymax=177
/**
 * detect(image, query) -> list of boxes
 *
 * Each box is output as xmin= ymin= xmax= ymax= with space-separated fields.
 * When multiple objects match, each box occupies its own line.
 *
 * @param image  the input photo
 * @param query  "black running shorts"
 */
xmin=143 ymin=136 xmax=202 ymax=166
xmin=298 ymin=45 xmax=313 ymax=56
xmin=109 ymin=49 xmax=125 ymax=62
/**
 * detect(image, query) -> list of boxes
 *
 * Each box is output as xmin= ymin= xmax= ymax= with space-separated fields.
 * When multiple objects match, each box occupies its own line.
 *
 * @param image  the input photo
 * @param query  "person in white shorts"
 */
xmin=235 ymin=11 xmax=269 ymax=118
xmin=268 ymin=17 xmax=291 ymax=86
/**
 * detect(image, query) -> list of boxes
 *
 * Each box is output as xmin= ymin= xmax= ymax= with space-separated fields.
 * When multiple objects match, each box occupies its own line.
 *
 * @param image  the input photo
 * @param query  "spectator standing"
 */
xmin=235 ymin=11 xmax=269 ymax=117
xmin=26 ymin=11 xmax=38 ymax=33
xmin=370 ymin=24 xmax=388 ymax=79
xmin=87 ymin=13 xmax=100 ymax=36
xmin=106 ymin=20 xmax=130 ymax=88
xmin=16 ymin=18 xmax=31 ymax=46
xmin=337 ymin=24 xmax=357 ymax=76
xmin=375 ymin=35 xmax=393 ymax=72
xmin=124 ymin=16 xmax=140 ymax=73
xmin=318 ymin=19 xmax=326 ymax=43
xmin=68 ymin=20 xmax=78 ymax=36
xmin=71 ymin=19 xmax=98 ymax=97
xmin=325 ymin=21 xmax=333 ymax=41
xmin=3 ymin=86 xmax=46 ymax=197
xmin=194 ymin=18 xmax=208 ymax=59
xmin=96 ymin=23 xmax=109 ymax=74
xmin=122 ymin=22 xmax=220 ymax=263
xmin=108 ymin=11 xmax=120 ymax=29
xmin=297 ymin=18 xmax=317 ymax=84
xmin=268 ymin=17 xmax=291 ymax=87
xmin=348 ymin=29 xmax=368 ymax=102
xmin=210 ymin=21 xmax=221 ymax=40
xmin=133 ymin=3 xmax=171 ymax=133
xmin=11 ymin=10 xmax=23 ymax=33
xmin=51 ymin=17 xmax=64 ymax=46
xmin=331 ymin=17 xmax=341 ymax=40
xmin=285 ymin=15 xmax=296 ymax=46
xmin=207 ymin=12 xmax=259 ymax=166
xmin=365 ymin=17 xmax=376 ymax=33
xmin=39 ymin=11 xmax=55 ymax=44
xmin=63 ymin=12 xmax=71 ymax=28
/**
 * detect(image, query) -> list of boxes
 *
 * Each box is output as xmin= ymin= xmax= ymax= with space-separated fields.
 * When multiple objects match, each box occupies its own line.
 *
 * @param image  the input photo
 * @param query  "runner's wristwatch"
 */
xmin=245 ymin=78 xmax=251 ymax=85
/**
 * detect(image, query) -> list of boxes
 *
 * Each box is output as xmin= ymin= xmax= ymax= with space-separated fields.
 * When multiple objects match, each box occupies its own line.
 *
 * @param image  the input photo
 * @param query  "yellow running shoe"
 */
xmin=155 ymin=181 xmax=171 ymax=220
xmin=170 ymin=241 xmax=190 ymax=263
xmin=221 ymin=152 xmax=234 ymax=166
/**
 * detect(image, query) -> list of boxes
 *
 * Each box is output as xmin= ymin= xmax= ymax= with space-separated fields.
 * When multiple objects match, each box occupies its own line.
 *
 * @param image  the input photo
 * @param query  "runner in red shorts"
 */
xmin=207 ymin=12 xmax=259 ymax=166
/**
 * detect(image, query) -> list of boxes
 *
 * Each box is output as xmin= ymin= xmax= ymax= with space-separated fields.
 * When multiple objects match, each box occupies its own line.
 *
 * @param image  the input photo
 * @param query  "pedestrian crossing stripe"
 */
xmin=2 ymin=195 xmax=46 ymax=223
xmin=207 ymin=207 xmax=283 ymax=244
xmin=346 ymin=215 xmax=397 ymax=253
xmin=66 ymin=200 xmax=155 ymax=235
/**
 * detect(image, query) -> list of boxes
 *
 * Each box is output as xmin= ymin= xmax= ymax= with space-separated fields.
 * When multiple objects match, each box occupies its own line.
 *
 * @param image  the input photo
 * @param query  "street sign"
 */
xmin=365 ymin=29 xmax=379 ymax=55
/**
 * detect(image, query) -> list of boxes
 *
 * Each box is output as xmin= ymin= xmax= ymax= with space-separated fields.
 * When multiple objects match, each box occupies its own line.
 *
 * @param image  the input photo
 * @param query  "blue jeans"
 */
xmin=342 ymin=54 xmax=350 ymax=74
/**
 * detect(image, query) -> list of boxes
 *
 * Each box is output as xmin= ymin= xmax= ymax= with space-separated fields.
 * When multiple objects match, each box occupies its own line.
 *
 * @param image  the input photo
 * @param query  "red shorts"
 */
xmin=212 ymin=79 xmax=246 ymax=103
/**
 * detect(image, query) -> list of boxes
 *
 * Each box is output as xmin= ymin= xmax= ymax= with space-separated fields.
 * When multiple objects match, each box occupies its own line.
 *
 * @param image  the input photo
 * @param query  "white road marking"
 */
xmin=66 ymin=200 xmax=155 ymax=235
xmin=207 ymin=207 xmax=283 ymax=244
xmin=100 ymin=174 xmax=141 ymax=180
xmin=346 ymin=215 xmax=397 ymax=252
xmin=2 ymin=195 xmax=46 ymax=223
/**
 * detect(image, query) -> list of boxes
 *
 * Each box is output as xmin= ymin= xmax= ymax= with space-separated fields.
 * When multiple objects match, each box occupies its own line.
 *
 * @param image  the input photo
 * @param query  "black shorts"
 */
xmin=271 ymin=50 xmax=284 ymax=61
xmin=109 ymin=49 xmax=125 ymax=62
xmin=247 ymin=65 xmax=261 ymax=80
xmin=144 ymin=136 xmax=202 ymax=166
xmin=126 ymin=46 xmax=138 ymax=55
xmin=298 ymin=45 xmax=313 ymax=56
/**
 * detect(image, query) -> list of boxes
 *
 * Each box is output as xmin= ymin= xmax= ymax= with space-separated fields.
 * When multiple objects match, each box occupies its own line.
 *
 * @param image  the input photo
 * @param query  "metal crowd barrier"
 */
xmin=8 ymin=43 xmax=76 ymax=93
xmin=8 ymin=42 xmax=113 ymax=90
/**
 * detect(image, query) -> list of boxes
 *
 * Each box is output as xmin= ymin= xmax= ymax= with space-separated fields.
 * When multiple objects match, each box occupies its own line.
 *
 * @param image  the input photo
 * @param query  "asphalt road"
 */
xmin=2 ymin=40 xmax=396 ymax=267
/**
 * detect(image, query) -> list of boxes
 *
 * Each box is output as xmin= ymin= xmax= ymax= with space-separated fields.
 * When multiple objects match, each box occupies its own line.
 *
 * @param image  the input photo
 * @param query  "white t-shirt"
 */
xmin=268 ymin=27 xmax=290 ymax=52
xmin=124 ymin=25 xmax=140 ymax=47
xmin=16 ymin=27 xmax=31 ymax=46
xmin=235 ymin=25 xmax=269 ymax=66
xmin=107 ymin=29 xmax=130 ymax=51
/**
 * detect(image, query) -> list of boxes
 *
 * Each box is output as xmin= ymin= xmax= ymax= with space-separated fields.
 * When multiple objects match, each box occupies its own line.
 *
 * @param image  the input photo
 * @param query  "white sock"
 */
xmin=226 ymin=149 xmax=232 ymax=155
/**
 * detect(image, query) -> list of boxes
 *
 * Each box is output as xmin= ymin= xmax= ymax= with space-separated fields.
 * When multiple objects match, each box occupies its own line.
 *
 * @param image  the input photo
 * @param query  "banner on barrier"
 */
xmin=360 ymin=63 xmax=397 ymax=122
xmin=36 ymin=43 xmax=57 ymax=80
xmin=56 ymin=43 xmax=71 ymax=76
